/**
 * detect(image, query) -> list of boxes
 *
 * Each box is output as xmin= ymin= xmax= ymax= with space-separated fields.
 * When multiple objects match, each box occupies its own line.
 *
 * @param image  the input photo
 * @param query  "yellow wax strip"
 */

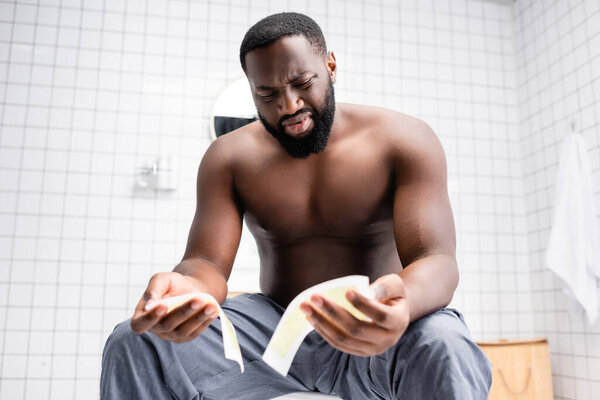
xmin=262 ymin=275 xmax=372 ymax=376
xmin=146 ymin=292 xmax=244 ymax=373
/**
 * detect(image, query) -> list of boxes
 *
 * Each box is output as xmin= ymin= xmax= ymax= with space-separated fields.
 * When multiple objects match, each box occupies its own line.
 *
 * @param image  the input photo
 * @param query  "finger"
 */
xmin=155 ymin=309 xmax=218 ymax=344
xmin=305 ymin=295 xmax=381 ymax=340
xmin=171 ymin=307 xmax=218 ymax=339
xmin=304 ymin=303 xmax=375 ymax=352
xmin=308 ymin=316 xmax=372 ymax=356
xmin=131 ymin=302 xmax=168 ymax=334
xmin=345 ymin=290 xmax=399 ymax=329
xmin=152 ymin=298 xmax=214 ymax=333
xmin=370 ymin=274 xmax=406 ymax=302
xmin=179 ymin=312 xmax=219 ymax=341
xmin=134 ymin=294 xmax=146 ymax=312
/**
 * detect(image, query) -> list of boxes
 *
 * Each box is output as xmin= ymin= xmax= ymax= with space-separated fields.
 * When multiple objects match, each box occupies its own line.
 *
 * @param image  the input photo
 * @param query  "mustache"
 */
xmin=278 ymin=108 xmax=314 ymax=126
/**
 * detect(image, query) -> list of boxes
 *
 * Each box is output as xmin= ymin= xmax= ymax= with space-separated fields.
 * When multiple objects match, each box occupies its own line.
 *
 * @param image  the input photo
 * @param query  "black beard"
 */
xmin=258 ymin=80 xmax=335 ymax=159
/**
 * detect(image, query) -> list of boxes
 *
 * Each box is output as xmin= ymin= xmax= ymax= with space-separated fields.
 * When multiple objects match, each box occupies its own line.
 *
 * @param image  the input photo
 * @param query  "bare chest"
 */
xmin=234 ymin=147 xmax=394 ymax=241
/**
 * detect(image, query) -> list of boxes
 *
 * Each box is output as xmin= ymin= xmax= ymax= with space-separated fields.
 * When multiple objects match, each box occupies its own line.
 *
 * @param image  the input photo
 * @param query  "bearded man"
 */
xmin=101 ymin=12 xmax=492 ymax=400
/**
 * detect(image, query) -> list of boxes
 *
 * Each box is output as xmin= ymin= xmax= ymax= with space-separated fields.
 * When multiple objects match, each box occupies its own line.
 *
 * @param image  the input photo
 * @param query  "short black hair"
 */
xmin=239 ymin=12 xmax=327 ymax=72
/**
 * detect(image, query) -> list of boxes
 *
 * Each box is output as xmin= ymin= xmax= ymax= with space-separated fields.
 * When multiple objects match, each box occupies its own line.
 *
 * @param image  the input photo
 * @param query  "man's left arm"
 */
xmin=300 ymin=118 xmax=458 ymax=356
xmin=391 ymin=118 xmax=458 ymax=322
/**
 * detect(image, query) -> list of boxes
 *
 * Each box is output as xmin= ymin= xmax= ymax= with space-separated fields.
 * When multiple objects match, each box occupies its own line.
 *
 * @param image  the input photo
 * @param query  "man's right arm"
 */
xmin=176 ymin=134 xmax=244 ymax=304
xmin=130 ymin=137 xmax=244 ymax=342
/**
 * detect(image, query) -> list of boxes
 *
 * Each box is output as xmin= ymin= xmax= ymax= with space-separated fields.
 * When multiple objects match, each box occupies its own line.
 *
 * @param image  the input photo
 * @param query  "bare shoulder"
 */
xmin=201 ymin=120 xmax=265 ymax=169
xmin=340 ymin=103 xmax=443 ymax=161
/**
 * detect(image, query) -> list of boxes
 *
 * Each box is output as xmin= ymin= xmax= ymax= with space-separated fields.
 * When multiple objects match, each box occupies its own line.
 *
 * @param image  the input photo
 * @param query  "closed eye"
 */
xmin=295 ymin=79 xmax=313 ymax=89
xmin=257 ymin=93 xmax=275 ymax=101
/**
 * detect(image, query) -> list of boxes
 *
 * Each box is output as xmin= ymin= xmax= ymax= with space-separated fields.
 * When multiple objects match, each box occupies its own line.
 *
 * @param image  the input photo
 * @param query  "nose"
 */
xmin=278 ymin=88 xmax=304 ymax=115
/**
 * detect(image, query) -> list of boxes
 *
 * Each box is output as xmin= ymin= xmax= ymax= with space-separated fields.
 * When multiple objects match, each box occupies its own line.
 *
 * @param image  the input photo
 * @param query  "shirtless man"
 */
xmin=101 ymin=12 xmax=491 ymax=399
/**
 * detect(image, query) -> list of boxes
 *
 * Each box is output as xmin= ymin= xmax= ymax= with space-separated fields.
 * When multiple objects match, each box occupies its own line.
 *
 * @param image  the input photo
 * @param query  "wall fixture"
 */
xmin=135 ymin=156 xmax=178 ymax=192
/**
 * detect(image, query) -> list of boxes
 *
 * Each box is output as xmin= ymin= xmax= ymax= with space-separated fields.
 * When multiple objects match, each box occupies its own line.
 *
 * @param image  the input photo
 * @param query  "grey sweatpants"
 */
xmin=101 ymin=293 xmax=491 ymax=399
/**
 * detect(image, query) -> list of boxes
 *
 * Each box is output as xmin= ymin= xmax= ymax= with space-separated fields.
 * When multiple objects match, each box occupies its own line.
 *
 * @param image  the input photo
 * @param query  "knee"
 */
xmin=410 ymin=309 xmax=476 ymax=358
xmin=369 ymin=310 xmax=491 ymax=399
xmin=101 ymin=320 xmax=170 ymax=399
xmin=405 ymin=309 xmax=492 ymax=386
xmin=102 ymin=320 xmax=145 ymax=362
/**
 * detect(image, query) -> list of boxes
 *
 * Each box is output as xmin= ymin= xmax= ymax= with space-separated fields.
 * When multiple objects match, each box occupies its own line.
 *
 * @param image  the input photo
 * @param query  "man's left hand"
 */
xmin=299 ymin=274 xmax=410 ymax=356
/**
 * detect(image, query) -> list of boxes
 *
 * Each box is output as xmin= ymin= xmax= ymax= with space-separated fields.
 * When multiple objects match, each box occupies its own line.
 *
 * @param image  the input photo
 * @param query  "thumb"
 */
xmin=370 ymin=274 xmax=406 ymax=302
xmin=143 ymin=272 xmax=173 ymax=310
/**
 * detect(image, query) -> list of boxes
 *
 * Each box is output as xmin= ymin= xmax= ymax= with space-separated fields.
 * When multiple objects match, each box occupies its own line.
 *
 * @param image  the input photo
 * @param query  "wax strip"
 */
xmin=146 ymin=292 xmax=244 ymax=373
xmin=262 ymin=275 xmax=372 ymax=376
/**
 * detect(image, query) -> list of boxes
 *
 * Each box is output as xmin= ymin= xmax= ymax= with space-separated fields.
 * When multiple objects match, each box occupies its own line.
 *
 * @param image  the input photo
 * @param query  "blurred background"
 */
xmin=0 ymin=0 xmax=599 ymax=398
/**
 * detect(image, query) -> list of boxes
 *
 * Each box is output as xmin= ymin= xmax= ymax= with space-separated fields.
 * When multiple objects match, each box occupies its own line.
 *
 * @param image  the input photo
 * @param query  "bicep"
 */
xmin=182 ymin=141 xmax=244 ymax=279
xmin=392 ymin=123 xmax=456 ymax=266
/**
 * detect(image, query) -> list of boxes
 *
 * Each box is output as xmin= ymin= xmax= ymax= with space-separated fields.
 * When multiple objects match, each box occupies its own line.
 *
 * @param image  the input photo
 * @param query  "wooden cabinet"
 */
xmin=477 ymin=338 xmax=554 ymax=400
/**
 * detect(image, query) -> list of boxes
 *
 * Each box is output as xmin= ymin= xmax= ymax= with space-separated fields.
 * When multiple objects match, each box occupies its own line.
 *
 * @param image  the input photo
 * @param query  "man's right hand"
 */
xmin=130 ymin=272 xmax=219 ymax=343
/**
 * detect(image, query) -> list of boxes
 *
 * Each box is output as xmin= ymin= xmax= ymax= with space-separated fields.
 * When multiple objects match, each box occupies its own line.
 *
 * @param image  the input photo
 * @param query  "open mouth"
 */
xmin=282 ymin=112 xmax=313 ymax=136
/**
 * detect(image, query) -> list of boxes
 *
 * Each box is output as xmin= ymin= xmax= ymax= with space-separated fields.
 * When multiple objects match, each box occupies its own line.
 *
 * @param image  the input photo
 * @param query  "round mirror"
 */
xmin=210 ymin=76 xmax=257 ymax=141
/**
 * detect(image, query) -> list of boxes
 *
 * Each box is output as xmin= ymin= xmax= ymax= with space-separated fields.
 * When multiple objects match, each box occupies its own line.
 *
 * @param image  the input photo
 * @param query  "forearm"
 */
xmin=398 ymin=253 xmax=458 ymax=322
xmin=173 ymin=258 xmax=229 ymax=304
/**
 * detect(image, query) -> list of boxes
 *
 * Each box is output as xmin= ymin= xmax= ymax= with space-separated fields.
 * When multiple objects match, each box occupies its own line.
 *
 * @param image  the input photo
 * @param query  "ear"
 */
xmin=326 ymin=51 xmax=337 ymax=83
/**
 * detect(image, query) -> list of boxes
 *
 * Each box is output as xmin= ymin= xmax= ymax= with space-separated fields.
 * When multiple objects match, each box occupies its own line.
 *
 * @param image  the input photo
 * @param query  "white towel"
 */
xmin=545 ymin=133 xmax=600 ymax=325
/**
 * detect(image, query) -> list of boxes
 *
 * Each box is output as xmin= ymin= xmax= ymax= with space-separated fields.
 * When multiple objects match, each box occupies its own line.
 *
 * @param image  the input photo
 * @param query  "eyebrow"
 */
xmin=256 ymin=71 xmax=315 ymax=91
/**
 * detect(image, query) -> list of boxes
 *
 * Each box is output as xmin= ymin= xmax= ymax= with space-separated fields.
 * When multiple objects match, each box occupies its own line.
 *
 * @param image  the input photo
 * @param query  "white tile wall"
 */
xmin=513 ymin=0 xmax=600 ymax=398
xmin=1 ymin=0 xmax=595 ymax=398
